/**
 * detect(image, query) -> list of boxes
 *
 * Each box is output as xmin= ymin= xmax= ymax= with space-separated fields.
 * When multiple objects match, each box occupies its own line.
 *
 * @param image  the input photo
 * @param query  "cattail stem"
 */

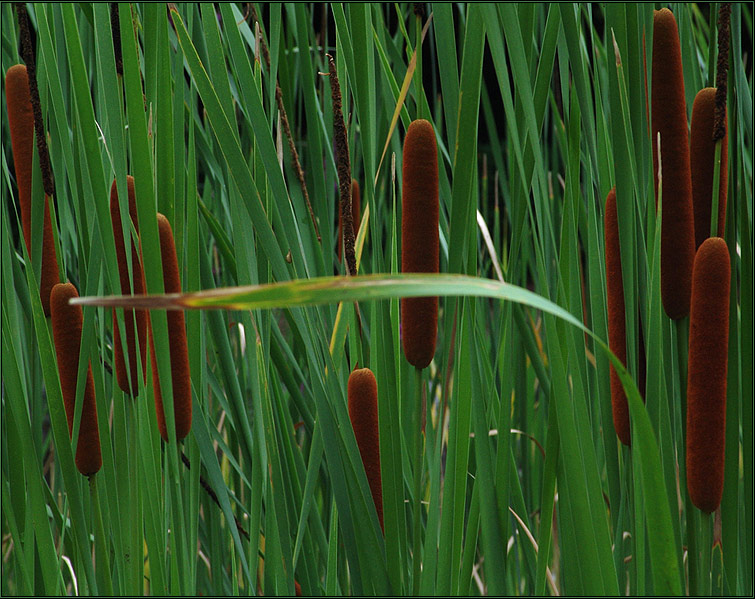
xmin=411 ymin=366 xmax=424 ymax=595
xmin=126 ymin=401 xmax=142 ymax=594
xmin=414 ymin=9 xmax=424 ymax=121
xmin=89 ymin=475 xmax=114 ymax=596
xmin=700 ymin=511 xmax=713 ymax=595
xmin=710 ymin=142 xmax=724 ymax=238
xmin=676 ymin=316 xmax=698 ymax=595
xmin=180 ymin=451 xmax=250 ymax=541
xmin=250 ymin=5 xmax=319 ymax=242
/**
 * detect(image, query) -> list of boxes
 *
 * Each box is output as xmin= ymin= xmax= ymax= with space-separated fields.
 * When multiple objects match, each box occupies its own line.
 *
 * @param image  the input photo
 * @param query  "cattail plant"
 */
xmin=401 ymin=119 xmax=439 ymax=369
xmin=604 ymin=187 xmax=631 ymax=446
xmin=327 ymin=53 xmax=357 ymax=276
xmin=686 ymin=237 xmax=730 ymax=513
xmin=5 ymin=64 xmax=59 ymax=316
xmin=338 ymin=178 xmax=361 ymax=262
xmin=149 ymin=213 xmax=192 ymax=442
xmin=110 ymin=176 xmax=148 ymax=395
xmin=651 ymin=8 xmax=695 ymax=320
xmin=691 ymin=88 xmax=728 ymax=248
xmin=347 ymin=368 xmax=383 ymax=531
xmin=50 ymin=283 xmax=102 ymax=477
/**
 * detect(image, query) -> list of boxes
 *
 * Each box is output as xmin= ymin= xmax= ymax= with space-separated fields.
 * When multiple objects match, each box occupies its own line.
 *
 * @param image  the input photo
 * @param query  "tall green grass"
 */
xmin=1 ymin=3 xmax=752 ymax=595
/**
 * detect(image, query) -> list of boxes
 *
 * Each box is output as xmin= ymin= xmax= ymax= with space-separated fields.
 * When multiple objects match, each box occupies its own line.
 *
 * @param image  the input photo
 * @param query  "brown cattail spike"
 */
xmin=327 ymin=54 xmax=356 ymax=276
xmin=5 ymin=64 xmax=60 ymax=316
xmin=50 ymin=283 xmax=102 ymax=477
xmin=110 ymin=3 xmax=123 ymax=76
xmin=686 ymin=237 xmax=730 ymax=513
xmin=652 ymin=8 xmax=695 ymax=320
xmin=691 ymin=88 xmax=728 ymax=248
xmin=110 ymin=176 xmax=148 ymax=395
xmin=604 ymin=188 xmax=631 ymax=446
xmin=401 ymin=119 xmax=438 ymax=369
xmin=347 ymin=368 xmax=384 ymax=531
xmin=250 ymin=6 xmax=319 ymax=242
xmin=338 ymin=179 xmax=361 ymax=261
xmin=713 ymin=3 xmax=731 ymax=142
xmin=15 ymin=3 xmax=54 ymax=198
xmin=150 ymin=213 xmax=192 ymax=442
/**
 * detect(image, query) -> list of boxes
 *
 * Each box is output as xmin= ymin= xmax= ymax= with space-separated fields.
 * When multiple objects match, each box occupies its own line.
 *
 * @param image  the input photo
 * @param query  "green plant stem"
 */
xmin=411 ymin=366 xmax=424 ymax=595
xmin=700 ymin=511 xmax=713 ymax=595
xmin=415 ymin=13 xmax=424 ymax=121
xmin=710 ymin=140 xmax=724 ymax=237
xmin=90 ymin=475 xmax=114 ymax=596
xmin=676 ymin=317 xmax=697 ymax=595
xmin=127 ymin=401 xmax=141 ymax=595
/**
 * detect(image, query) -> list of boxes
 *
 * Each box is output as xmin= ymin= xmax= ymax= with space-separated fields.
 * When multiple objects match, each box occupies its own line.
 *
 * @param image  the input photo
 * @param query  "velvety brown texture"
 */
xmin=347 ymin=368 xmax=383 ymax=531
xmin=5 ymin=64 xmax=59 ymax=316
xmin=604 ymin=188 xmax=631 ymax=446
xmin=651 ymin=8 xmax=695 ymax=320
xmin=150 ymin=214 xmax=192 ymax=442
xmin=338 ymin=179 xmax=361 ymax=261
xmin=401 ymin=119 xmax=439 ymax=369
xmin=50 ymin=283 xmax=102 ymax=476
xmin=690 ymin=88 xmax=728 ymax=249
xmin=686 ymin=237 xmax=730 ymax=513
xmin=110 ymin=176 xmax=148 ymax=395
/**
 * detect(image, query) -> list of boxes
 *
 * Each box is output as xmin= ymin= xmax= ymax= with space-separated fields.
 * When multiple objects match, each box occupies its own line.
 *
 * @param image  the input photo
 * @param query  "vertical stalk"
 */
xmin=709 ymin=141 xmax=723 ymax=237
xmin=676 ymin=318 xmax=697 ymax=595
xmin=90 ymin=475 xmax=114 ymax=595
xmin=127 ymin=400 xmax=141 ymax=594
xmin=414 ymin=10 xmax=424 ymax=120
xmin=700 ymin=512 xmax=713 ymax=595
xmin=411 ymin=366 xmax=424 ymax=594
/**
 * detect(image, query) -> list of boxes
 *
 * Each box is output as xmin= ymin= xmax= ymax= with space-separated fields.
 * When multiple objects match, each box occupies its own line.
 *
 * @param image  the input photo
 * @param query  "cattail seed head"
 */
xmin=15 ymin=4 xmax=54 ymax=198
xmin=110 ymin=3 xmax=123 ymax=76
xmin=50 ymin=283 xmax=102 ymax=477
xmin=604 ymin=188 xmax=631 ymax=446
xmin=347 ymin=368 xmax=383 ymax=531
xmin=401 ymin=119 xmax=439 ymax=369
xmin=713 ymin=3 xmax=731 ymax=142
xmin=691 ymin=88 xmax=728 ymax=248
xmin=652 ymin=8 xmax=695 ymax=320
xmin=338 ymin=179 xmax=361 ymax=261
xmin=149 ymin=213 xmax=192 ymax=442
xmin=5 ymin=64 xmax=60 ymax=316
xmin=327 ymin=53 xmax=356 ymax=276
xmin=110 ymin=176 xmax=148 ymax=395
xmin=686 ymin=237 xmax=730 ymax=513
